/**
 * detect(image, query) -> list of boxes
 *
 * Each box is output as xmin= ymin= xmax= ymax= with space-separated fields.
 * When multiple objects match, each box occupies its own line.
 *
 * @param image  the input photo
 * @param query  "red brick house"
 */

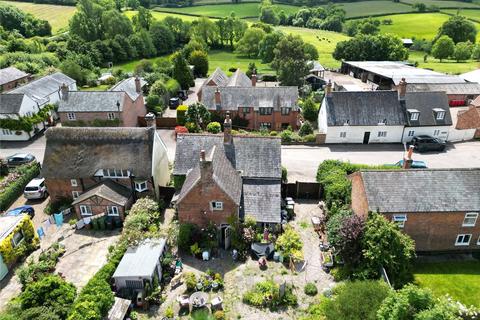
xmin=197 ymin=68 xmax=299 ymax=131
xmin=0 ymin=67 xmax=30 ymax=92
xmin=41 ymin=124 xmax=170 ymax=222
xmin=57 ymin=77 xmax=146 ymax=127
xmin=456 ymin=104 xmax=480 ymax=138
xmin=350 ymin=169 xmax=480 ymax=253
xmin=174 ymin=117 xmax=282 ymax=247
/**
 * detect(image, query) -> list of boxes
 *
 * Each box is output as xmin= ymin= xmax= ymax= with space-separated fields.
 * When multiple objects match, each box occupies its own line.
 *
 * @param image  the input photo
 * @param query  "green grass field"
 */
xmin=154 ymin=3 xmax=298 ymax=18
xmin=414 ymin=261 xmax=480 ymax=307
xmin=277 ymin=26 xmax=350 ymax=68
xmin=408 ymin=50 xmax=480 ymax=74
xmin=401 ymin=0 xmax=480 ymax=8
xmin=336 ymin=1 xmax=413 ymax=18
xmin=0 ymin=0 xmax=75 ymax=33
xmin=208 ymin=50 xmax=273 ymax=74
xmin=443 ymin=8 xmax=480 ymax=21
xmin=379 ymin=12 xmax=452 ymax=39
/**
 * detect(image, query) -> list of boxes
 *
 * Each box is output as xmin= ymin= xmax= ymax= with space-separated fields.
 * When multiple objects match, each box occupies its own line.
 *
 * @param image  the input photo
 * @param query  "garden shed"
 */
xmin=112 ymin=238 xmax=167 ymax=292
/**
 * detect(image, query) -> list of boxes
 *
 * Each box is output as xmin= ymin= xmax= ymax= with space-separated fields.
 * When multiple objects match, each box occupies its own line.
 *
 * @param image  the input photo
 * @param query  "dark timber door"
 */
xmin=363 ymin=132 xmax=370 ymax=144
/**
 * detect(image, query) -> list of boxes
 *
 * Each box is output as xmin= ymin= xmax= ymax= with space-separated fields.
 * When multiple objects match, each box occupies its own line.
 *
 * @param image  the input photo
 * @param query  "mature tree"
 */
xmin=164 ymin=16 xmax=190 ymax=46
xmin=326 ymin=209 xmax=353 ymax=248
xmin=272 ymin=34 xmax=310 ymax=86
xmin=437 ymin=15 xmax=477 ymax=44
xmin=361 ymin=212 xmax=416 ymax=288
xmin=216 ymin=13 xmax=247 ymax=49
xmin=413 ymin=2 xmax=427 ymax=12
xmin=191 ymin=17 xmax=218 ymax=46
xmin=345 ymin=18 xmax=380 ymax=36
xmin=301 ymin=97 xmax=319 ymax=122
xmin=102 ymin=10 xmax=133 ymax=38
xmin=188 ymin=50 xmax=209 ymax=77
xmin=236 ymin=27 xmax=266 ymax=58
xmin=132 ymin=6 xmax=152 ymax=31
xmin=60 ymin=58 xmax=89 ymax=85
xmin=69 ymin=0 xmax=104 ymax=41
xmin=472 ymin=44 xmax=480 ymax=61
xmin=182 ymin=38 xmax=208 ymax=60
xmin=0 ymin=5 xmax=51 ymax=37
xmin=20 ymin=275 xmax=76 ymax=319
xmin=337 ymin=215 xmax=365 ymax=267
xmin=321 ymin=281 xmax=391 ymax=320
xmin=260 ymin=6 xmax=279 ymax=25
xmin=303 ymin=42 xmax=319 ymax=60
xmin=431 ymin=35 xmax=455 ymax=61
xmin=149 ymin=21 xmax=174 ymax=54
xmin=377 ymin=285 xmax=434 ymax=320
xmin=172 ymin=51 xmax=194 ymax=90
xmin=259 ymin=31 xmax=284 ymax=63
xmin=333 ymin=34 xmax=408 ymax=61
xmin=185 ymin=102 xmax=211 ymax=131
xmin=453 ymin=41 xmax=473 ymax=62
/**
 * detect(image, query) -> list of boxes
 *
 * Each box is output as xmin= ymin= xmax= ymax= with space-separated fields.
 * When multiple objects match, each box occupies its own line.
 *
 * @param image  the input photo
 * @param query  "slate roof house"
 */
xmin=57 ymin=77 xmax=146 ymax=127
xmin=350 ymin=168 xmax=480 ymax=253
xmin=42 ymin=121 xmax=169 ymax=222
xmin=113 ymin=238 xmax=167 ymax=293
xmin=0 ymin=67 xmax=30 ymax=92
xmin=318 ymin=80 xmax=453 ymax=143
xmin=197 ymin=68 xmax=299 ymax=131
xmin=174 ymin=115 xmax=282 ymax=247
xmin=1 ymin=72 xmax=76 ymax=141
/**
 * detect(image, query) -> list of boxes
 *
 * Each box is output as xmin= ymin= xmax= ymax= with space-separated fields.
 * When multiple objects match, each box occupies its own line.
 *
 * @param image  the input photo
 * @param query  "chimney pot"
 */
xmin=60 ymin=83 xmax=68 ymax=101
xmin=325 ymin=80 xmax=333 ymax=97
xmin=252 ymin=71 xmax=257 ymax=87
xmin=224 ymin=112 xmax=232 ymax=144
xmin=145 ymin=112 xmax=156 ymax=129
xmin=398 ymin=78 xmax=407 ymax=100
xmin=215 ymin=87 xmax=221 ymax=105
xmin=200 ymin=149 xmax=206 ymax=161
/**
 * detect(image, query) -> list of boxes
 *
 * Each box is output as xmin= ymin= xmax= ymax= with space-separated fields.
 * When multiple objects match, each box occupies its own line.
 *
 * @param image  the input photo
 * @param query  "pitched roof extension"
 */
xmin=42 ymin=127 xmax=155 ymax=179
xmin=58 ymin=91 xmax=127 ymax=113
xmin=325 ymin=91 xmax=405 ymax=126
xmin=109 ymin=77 xmax=146 ymax=101
xmin=227 ymin=69 xmax=252 ymax=87
xmin=0 ymin=67 xmax=28 ymax=86
xmin=0 ymin=93 xmax=25 ymax=114
xmin=72 ymin=180 xmax=132 ymax=206
xmin=404 ymin=92 xmax=452 ymax=127
xmin=242 ymin=179 xmax=281 ymax=223
xmin=359 ymin=168 xmax=480 ymax=213
xmin=9 ymin=72 xmax=75 ymax=102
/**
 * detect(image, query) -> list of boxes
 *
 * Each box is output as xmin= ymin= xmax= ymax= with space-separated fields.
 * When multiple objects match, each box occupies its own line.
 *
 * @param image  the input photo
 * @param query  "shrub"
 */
xmin=299 ymin=121 xmax=314 ymax=136
xmin=0 ymin=162 xmax=40 ymax=211
xmin=377 ymin=284 xmax=434 ymax=320
xmin=304 ymin=282 xmax=318 ymax=296
xmin=178 ymin=223 xmax=200 ymax=251
xmin=275 ymin=225 xmax=303 ymax=262
xmin=164 ymin=305 xmax=174 ymax=318
xmin=184 ymin=272 xmax=197 ymax=292
xmin=44 ymin=196 xmax=73 ymax=215
xmin=301 ymin=97 xmax=319 ymax=122
xmin=176 ymin=105 xmax=188 ymax=125
xmin=206 ymin=121 xmax=221 ymax=134
xmin=280 ymin=129 xmax=293 ymax=143
xmin=213 ymin=310 xmax=225 ymax=320
xmin=243 ymin=279 xmax=297 ymax=310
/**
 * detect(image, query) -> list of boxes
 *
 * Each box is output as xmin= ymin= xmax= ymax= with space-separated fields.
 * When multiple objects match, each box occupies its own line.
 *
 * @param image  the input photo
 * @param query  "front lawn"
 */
xmin=413 ymin=260 xmax=480 ymax=307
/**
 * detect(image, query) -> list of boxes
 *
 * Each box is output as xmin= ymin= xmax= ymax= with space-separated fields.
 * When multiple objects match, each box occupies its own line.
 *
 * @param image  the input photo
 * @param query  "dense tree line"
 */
xmin=0 ymin=4 xmax=51 ymax=37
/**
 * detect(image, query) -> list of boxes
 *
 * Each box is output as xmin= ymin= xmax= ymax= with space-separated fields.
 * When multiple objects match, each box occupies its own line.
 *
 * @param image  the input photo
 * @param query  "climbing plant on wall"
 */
xmin=0 ymin=104 xmax=55 ymax=133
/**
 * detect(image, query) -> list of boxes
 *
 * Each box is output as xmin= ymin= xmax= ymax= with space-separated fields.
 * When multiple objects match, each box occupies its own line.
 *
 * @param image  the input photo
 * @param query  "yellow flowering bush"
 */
xmin=0 ymin=216 xmax=39 ymax=264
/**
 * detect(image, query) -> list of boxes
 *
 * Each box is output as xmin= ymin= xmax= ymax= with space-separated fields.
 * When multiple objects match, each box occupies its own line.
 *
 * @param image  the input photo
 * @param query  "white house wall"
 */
xmin=325 ymin=125 xmax=404 ymax=143
xmin=401 ymin=126 xmax=450 ymax=143
xmin=448 ymin=128 xmax=475 ymax=142
xmin=152 ymin=131 xmax=171 ymax=197
xmin=318 ymin=99 xmax=328 ymax=134
xmin=0 ymin=95 xmax=40 ymax=141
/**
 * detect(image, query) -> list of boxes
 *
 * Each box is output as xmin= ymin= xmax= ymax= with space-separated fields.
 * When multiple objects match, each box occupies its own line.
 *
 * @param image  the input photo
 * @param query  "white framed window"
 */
xmin=107 ymin=206 xmax=119 ymax=216
xmin=259 ymin=122 xmax=271 ymax=130
xmin=436 ymin=111 xmax=445 ymax=120
xmin=408 ymin=130 xmax=415 ymax=137
xmin=70 ymin=179 xmax=78 ymax=187
xmin=107 ymin=112 xmax=115 ymax=120
xmin=378 ymin=131 xmax=387 ymax=138
xmin=80 ymin=205 xmax=92 ymax=216
xmin=211 ymin=201 xmax=223 ymax=211
xmin=67 ymin=112 xmax=76 ymax=120
xmin=410 ymin=113 xmax=419 ymax=121
xmin=393 ymin=214 xmax=407 ymax=228
xmin=340 ymin=132 xmax=347 ymax=138
xmin=259 ymin=107 xmax=273 ymax=115
xmin=2 ymin=129 xmax=13 ymax=135
xmin=455 ymin=234 xmax=471 ymax=246
xmin=135 ymin=180 xmax=148 ymax=192
xmin=72 ymin=191 xmax=79 ymax=199
xmin=433 ymin=129 xmax=440 ymax=136
xmin=11 ymin=231 xmax=24 ymax=247
xmin=281 ymin=107 xmax=291 ymax=116
xmin=103 ymin=169 xmax=130 ymax=178
xmin=462 ymin=212 xmax=478 ymax=227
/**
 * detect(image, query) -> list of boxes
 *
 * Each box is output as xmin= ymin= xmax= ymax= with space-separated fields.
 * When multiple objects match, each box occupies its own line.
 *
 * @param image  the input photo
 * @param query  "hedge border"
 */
xmin=0 ymin=163 xmax=40 ymax=211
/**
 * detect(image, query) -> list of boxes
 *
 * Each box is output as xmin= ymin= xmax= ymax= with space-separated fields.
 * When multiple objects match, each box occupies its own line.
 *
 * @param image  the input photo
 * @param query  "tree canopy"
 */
xmin=333 ymin=34 xmax=408 ymax=61
xmin=437 ymin=15 xmax=477 ymax=44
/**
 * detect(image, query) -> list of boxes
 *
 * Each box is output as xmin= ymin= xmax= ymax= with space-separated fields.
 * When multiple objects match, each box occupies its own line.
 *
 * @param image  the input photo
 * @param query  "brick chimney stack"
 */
xmin=135 ymin=76 xmax=142 ymax=94
xmin=60 ymin=83 xmax=69 ymax=101
xmin=403 ymin=145 xmax=414 ymax=169
xmin=251 ymin=70 xmax=257 ymax=87
xmin=224 ymin=112 xmax=232 ymax=144
xmin=145 ymin=112 xmax=156 ymax=129
xmin=200 ymin=147 xmax=214 ymax=182
xmin=398 ymin=78 xmax=407 ymax=101
xmin=326 ymin=80 xmax=333 ymax=97
xmin=215 ymin=87 xmax=221 ymax=105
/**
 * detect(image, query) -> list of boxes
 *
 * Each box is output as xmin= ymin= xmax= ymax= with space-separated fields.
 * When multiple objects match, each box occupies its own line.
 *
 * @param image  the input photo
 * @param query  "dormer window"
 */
xmin=407 ymin=109 xmax=420 ymax=121
xmin=101 ymin=169 xmax=130 ymax=178
xmin=434 ymin=108 xmax=445 ymax=120
xmin=343 ymin=120 xmax=350 ymax=126
xmin=378 ymin=119 xmax=387 ymax=125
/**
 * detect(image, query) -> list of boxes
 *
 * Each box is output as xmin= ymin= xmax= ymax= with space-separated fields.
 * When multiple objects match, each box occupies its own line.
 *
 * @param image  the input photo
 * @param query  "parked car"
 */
xmin=391 ymin=160 xmax=427 ymax=169
xmin=24 ymin=178 xmax=48 ymax=200
xmin=411 ymin=135 xmax=446 ymax=152
xmin=6 ymin=205 xmax=35 ymax=218
xmin=6 ymin=153 xmax=36 ymax=167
